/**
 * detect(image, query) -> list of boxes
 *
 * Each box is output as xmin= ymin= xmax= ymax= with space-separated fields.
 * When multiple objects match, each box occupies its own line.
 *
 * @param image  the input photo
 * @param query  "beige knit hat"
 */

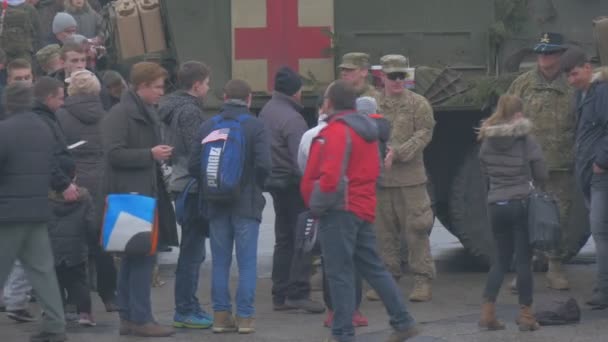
xmin=67 ymin=70 xmax=101 ymax=96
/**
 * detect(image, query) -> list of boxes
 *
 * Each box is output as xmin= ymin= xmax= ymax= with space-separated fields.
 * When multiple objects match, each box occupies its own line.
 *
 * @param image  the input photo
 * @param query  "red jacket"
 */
xmin=301 ymin=111 xmax=380 ymax=222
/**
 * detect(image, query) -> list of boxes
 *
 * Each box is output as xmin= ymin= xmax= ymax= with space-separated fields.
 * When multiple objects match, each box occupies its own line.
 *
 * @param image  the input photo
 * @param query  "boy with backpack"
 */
xmin=48 ymin=156 xmax=97 ymax=327
xmin=188 ymin=79 xmax=271 ymax=335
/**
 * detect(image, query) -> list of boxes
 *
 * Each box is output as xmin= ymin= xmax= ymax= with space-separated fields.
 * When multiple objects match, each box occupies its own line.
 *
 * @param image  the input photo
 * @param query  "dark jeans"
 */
xmin=93 ymin=246 xmax=117 ymax=303
xmin=117 ymin=254 xmax=156 ymax=324
xmin=590 ymin=173 xmax=608 ymax=299
xmin=483 ymin=200 xmax=533 ymax=306
xmin=270 ymin=187 xmax=312 ymax=303
xmin=56 ymin=262 xmax=92 ymax=314
xmin=320 ymin=210 xmax=416 ymax=342
xmin=174 ymin=193 xmax=208 ymax=315
xmin=322 ymin=257 xmax=362 ymax=311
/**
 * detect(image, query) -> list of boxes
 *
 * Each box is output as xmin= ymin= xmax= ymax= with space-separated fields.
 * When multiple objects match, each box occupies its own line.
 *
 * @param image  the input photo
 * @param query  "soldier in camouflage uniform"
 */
xmin=367 ymin=54 xmax=436 ymax=303
xmin=338 ymin=52 xmax=379 ymax=98
xmin=507 ymin=32 xmax=575 ymax=290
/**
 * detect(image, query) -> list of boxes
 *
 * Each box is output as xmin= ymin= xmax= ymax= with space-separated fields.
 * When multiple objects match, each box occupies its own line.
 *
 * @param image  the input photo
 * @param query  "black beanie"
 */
xmin=274 ymin=66 xmax=302 ymax=96
xmin=3 ymin=81 xmax=33 ymax=115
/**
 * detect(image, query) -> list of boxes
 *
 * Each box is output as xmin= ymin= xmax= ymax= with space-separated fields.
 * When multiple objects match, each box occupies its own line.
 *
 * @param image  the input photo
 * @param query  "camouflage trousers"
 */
xmin=375 ymin=184 xmax=436 ymax=280
xmin=544 ymin=170 xmax=577 ymax=261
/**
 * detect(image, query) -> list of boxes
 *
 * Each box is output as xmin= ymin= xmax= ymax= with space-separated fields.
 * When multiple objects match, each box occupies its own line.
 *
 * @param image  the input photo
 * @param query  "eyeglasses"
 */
xmin=386 ymin=72 xmax=407 ymax=81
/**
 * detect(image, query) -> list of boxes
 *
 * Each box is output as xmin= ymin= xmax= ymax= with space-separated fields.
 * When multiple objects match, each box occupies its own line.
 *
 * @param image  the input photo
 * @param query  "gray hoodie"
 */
xmin=479 ymin=118 xmax=549 ymax=204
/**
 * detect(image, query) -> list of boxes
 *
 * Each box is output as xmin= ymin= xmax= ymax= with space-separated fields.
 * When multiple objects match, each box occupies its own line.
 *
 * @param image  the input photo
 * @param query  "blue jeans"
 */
xmin=591 ymin=173 xmax=608 ymax=299
xmin=209 ymin=214 xmax=259 ymax=318
xmin=174 ymin=196 xmax=208 ymax=315
xmin=117 ymin=254 xmax=156 ymax=324
xmin=320 ymin=210 xmax=416 ymax=342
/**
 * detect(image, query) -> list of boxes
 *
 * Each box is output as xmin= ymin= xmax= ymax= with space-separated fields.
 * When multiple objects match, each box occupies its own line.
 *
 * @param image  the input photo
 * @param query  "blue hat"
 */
xmin=533 ymin=32 xmax=567 ymax=54
xmin=274 ymin=66 xmax=302 ymax=96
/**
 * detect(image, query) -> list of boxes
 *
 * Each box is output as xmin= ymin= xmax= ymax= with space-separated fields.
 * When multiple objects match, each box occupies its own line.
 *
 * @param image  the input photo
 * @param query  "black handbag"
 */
xmin=523 ymin=137 xmax=561 ymax=251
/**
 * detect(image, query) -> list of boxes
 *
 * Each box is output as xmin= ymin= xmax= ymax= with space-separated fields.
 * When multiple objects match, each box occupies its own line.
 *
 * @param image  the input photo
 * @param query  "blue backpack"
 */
xmin=198 ymin=113 xmax=250 ymax=202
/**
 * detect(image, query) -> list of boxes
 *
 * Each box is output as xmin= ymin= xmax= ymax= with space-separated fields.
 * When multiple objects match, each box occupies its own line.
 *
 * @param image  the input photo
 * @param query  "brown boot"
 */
xmin=478 ymin=302 xmax=505 ymax=330
xmin=119 ymin=320 xmax=132 ymax=336
xmin=516 ymin=305 xmax=540 ymax=331
xmin=236 ymin=316 xmax=255 ymax=334
xmin=130 ymin=322 xmax=175 ymax=337
xmin=546 ymin=259 xmax=570 ymax=290
xmin=366 ymin=289 xmax=380 ymax=301
xmin=212 ymin=311 xmax=237 ymax=333
xmin=409 ymin=276 xmax=432 ymax=302
xmin=386 ymin=324 xmax=421 ymax=342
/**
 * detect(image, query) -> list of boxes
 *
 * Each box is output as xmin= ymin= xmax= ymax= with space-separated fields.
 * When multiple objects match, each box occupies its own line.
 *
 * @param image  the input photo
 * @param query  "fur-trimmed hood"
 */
xmin=479 ymin=118 xmax=533 ymax=151
xmin=592 ymin=67 xmax=608 ymax=83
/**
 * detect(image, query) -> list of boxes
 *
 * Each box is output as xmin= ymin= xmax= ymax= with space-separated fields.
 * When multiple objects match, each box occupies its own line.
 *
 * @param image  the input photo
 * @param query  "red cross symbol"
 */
xmin=234 ymin=0 xmax=332 ymax=91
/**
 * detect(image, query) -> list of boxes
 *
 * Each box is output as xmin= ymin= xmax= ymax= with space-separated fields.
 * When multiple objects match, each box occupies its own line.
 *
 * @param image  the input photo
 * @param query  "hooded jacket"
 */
xmin=158 ymin=90 xmax=206 ymax=193
xmin=301 ymin=111 xmax=380 ymax=222
xmin=478 ymin=118 xmax=549 ymax=204
xmin=188 ymin=100 xmax=272 ymax=222
xmin=33 ymin=100 xmax=74 ymax=192
xmin=48 ymin=187 xmax=96 ymax=266
xmin=574 ymin=73 xmax=608 ymax=198
xmin=56 ymin=94 xmax=106 ymax=199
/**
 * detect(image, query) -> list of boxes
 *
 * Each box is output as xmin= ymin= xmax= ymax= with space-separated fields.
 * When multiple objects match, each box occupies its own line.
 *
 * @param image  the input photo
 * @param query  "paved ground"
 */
xmin=1 ymin=195 xmax=605 ymax=341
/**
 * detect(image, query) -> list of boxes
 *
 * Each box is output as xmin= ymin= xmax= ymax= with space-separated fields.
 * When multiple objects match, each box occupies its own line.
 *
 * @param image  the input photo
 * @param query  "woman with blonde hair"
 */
xmin=477 ymin=94 xmax=548 ymax=332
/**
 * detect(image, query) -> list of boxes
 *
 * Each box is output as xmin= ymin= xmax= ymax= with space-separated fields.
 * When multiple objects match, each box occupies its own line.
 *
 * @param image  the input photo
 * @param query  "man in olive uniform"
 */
xmin=338 ymin=52 xmax=379 ymax=98
xmin=507 ymin=32 xmax=576 ymax=290
xmin=368 ymin=55 xmax=436 ymax=302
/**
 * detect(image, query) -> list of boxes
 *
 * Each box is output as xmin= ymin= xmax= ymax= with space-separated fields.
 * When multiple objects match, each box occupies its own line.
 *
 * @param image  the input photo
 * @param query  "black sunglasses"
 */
xmin=386 ymin=72 xmax=407 ymax=81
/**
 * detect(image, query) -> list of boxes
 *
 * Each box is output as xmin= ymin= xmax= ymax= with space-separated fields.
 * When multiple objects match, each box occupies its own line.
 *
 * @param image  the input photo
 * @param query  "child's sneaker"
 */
xmin=352 ymin=310 xmax=369 ymax=327
xmin=78 ymin=313 xmax=96 ymax=327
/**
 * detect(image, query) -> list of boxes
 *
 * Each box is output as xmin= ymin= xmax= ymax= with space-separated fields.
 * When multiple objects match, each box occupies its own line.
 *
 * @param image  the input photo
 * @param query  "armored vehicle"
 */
xmin=106 ymin=0 xmax=608 ymax=263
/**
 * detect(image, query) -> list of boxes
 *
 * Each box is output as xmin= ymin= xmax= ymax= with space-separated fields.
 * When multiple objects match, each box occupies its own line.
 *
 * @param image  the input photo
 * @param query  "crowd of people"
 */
xmin=0 ymin=4 xmax=606 ymax=340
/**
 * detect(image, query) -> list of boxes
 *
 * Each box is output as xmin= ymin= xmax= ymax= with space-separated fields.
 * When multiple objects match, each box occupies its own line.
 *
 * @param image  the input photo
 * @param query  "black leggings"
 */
xmin=483 ymin=200 xmax=533 ymax=306
xmin=56 ymin=262 xmax=92 ymax=314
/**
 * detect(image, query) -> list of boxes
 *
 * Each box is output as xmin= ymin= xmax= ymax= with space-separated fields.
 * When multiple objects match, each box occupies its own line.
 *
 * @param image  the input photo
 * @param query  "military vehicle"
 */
xmin=105 ymin=0 xmax=608 ymax=264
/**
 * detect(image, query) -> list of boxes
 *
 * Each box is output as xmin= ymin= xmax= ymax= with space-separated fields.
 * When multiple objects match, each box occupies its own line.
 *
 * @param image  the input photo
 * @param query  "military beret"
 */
xmin=35 ymin=44 xmax=61 ymax=67
xmin=339 ymin=52 xmax=370 ymax=70
xmin=380 ymin=54 xmax=409 ymax=73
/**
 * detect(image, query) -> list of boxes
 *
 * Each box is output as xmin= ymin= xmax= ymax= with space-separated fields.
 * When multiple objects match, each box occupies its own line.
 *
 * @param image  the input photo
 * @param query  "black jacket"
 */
xmin=33 ymin=101 xmax=74 ymax=192
xmin=574 ymin=80 xmax=608 ymax=198
xmin=56 ymin=94 xmax=106 ymax=200
xmin=258 ymin=91 xmax=307 ymax=188
xmin=158 ymin=90 xmax=207 ymax=193
xmin=48 ymin=188 xmax=96 ymax=267
xmin=0 ymin=111 xmax=55 ymax=223
xmin=188 ymin=100 xmax=272 ymax=221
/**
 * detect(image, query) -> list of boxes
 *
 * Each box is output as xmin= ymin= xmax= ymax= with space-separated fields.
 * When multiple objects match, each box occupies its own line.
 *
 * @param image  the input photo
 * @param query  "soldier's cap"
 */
xmin=533 ymin=32 xmax=567 ymax=54
xmin=380 ymin=54 xmax=409 ymax=74
xmin=35 ymin=44 xmax=61 ymax=67
xmin=339 ymin=52 xmax=370 ymax=70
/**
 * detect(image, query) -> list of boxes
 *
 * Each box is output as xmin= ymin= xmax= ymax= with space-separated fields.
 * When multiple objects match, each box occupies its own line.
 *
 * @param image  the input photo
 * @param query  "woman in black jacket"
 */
xmin=477 ymin=95 xmax=549 ymax=332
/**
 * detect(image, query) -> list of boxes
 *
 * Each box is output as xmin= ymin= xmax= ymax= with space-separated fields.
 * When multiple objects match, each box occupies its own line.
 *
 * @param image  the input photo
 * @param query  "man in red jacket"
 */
xmin=301 ymin=80 xmax=419 ymax=342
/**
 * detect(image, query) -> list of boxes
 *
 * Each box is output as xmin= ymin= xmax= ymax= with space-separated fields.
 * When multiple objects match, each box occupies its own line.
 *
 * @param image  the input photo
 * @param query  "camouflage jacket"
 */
xmin=377 ymin=89 xmax=435 ymax=187
xmin=507 ymin=68 xmax=575 ymax=170
xmin=356 ymin=83 xmax=380 ymax=98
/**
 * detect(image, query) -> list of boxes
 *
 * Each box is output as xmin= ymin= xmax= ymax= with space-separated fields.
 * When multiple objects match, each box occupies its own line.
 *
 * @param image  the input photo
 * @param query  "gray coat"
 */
xmin=56 ymin=94 xmax=105 ymax=200
xmin=102 ymin=90 xmax=178 ymax=246
xmin=258 ymin=91 xmax=307 ymax=189
xmin=479 ymin=118 xmax=549 ymax=204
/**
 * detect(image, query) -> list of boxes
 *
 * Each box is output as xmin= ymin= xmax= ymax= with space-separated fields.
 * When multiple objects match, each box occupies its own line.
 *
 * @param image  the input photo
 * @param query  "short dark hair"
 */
xmin=561 ymin=47 xmax=590 ymax=73
xmin=60 ymin=42 xmax=85 ymax=59
xmin=34 ymin=76 xmax=64 ymax=101
xmin=7 ymin=58 xmax=31 ymax=75
xmin=326 ymin=80 xmax=357 ymax=111
xmin=130 ymin=62 xmax=168 ymax=88
xmin=3 ymin=82 xmax=33 ymax=114
xmin=224 ymin=79 xmax=251 ymax=101
xmin=178 ymin=61 xmax=210 ymax=90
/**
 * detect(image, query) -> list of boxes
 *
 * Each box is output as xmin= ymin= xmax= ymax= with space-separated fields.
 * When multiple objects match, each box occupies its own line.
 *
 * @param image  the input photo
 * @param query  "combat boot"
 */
xmin=478 ymin=302 xmax=505 ymax=330
xmin=546 ymin=259 xmax=570 ymax=290
xmin=515 ymin=305 xmax=540 ymax=332
xmin=409 ymin=276 xmax=432 ymax=302
xmin=130 ymin=322 xmax=175 ymax=337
